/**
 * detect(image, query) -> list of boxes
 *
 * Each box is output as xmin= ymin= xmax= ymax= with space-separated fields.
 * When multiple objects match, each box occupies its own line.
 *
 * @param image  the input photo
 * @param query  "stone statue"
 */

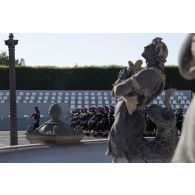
xmin=27 ymin=103 xmax=82 ymax=136
xmin=172 ymin=34 xmax=195 ymax=162
xmin=106 ymin=37 xmax=178 ymax=162
xmin=148 ymin=88 xmax=178 ymax=161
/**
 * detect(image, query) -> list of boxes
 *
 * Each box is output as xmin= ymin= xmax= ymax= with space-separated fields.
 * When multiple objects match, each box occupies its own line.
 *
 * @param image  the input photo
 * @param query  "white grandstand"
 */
xmin=0 ymin=90 xmax=192 ymax=130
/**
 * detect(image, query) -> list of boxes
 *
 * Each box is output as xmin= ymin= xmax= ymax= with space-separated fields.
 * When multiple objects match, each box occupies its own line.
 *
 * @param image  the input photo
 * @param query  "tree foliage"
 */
xmin=0 ymin=51 xmax=24 ymax=66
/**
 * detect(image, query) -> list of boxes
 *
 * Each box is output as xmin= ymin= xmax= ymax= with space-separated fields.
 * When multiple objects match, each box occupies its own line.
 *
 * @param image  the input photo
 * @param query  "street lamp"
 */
xmin=5 ymin=33 xmax=18 ymax=146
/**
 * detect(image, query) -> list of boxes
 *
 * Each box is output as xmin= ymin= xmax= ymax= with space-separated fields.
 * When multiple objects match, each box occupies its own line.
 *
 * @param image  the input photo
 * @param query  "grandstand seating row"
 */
xmin=0 ymin=90 xmax=192 ymax=117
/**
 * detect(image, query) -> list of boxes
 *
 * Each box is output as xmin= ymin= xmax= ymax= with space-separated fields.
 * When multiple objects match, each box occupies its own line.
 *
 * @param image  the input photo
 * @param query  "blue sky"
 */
xmin=0 ymin=33 xmax=187 ymax=67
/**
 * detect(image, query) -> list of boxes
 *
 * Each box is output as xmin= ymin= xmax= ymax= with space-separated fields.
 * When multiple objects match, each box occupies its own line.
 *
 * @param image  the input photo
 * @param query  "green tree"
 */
xmin=0 ymin=51 xmax=24 ymax=66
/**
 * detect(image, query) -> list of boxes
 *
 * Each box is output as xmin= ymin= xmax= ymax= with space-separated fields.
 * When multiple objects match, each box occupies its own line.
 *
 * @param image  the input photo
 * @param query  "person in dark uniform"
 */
xmin=30 ymin=106 xmax=40 ymax=129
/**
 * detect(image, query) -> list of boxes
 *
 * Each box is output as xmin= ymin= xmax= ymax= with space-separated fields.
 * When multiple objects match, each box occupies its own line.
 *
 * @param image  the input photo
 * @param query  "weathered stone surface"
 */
xmin=172 ymin=34 xmax=195 ymax=162
xmin=26 ymin=103 xmax=83 ymax=144
xmin=107 ymin=38 xmax=178 ymax=163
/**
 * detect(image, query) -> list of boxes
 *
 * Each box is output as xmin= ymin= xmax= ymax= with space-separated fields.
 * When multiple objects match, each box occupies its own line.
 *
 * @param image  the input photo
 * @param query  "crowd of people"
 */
xmin=70 ymin=106 xmax=184 ymax=137
xmin=28 ymin=105 xmax=184 ymax=137
xmin=71 ymin=106 xmax=115 ymax=137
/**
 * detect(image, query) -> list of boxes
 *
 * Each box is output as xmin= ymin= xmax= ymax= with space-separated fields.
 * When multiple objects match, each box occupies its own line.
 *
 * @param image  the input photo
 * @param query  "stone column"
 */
xmin=5 ymin=33 xmax=18 ymax=145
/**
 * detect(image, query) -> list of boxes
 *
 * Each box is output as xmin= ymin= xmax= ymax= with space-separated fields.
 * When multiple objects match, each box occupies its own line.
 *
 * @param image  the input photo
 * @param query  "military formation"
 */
xmin=70 ymin=106 xmax=184 ymax=137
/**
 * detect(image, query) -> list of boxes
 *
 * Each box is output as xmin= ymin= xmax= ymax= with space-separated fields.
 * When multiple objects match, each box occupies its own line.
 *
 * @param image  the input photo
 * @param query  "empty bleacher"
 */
xmin=0 ymin=90 xmax=192 ymax=130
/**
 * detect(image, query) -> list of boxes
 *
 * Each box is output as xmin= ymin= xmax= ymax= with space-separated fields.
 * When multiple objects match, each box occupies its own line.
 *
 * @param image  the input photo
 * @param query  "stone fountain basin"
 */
xmin=26 ymin=133 xmax=83 ymax=144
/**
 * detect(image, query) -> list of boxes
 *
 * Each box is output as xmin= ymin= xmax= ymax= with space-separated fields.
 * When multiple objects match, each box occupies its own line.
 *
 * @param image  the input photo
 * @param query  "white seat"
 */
xmin=71 ymin=96 xmax=75 ymax=100
xmin=91 ymin=101 xmax=96 ymax=104
xmin=30 ymin=96 xmax=35 ymax=100
xmin=78 ymin=92 xmax=82 ymax=95
xmin=71 ymin=105 xmax=75 ymax=109
xmin=91 ymin=96 xmax=95 ymax=100
xmin=37 ymin=100 xmax=41 ymax=103
xmin=172 ymin=100 xmax=177 ymax=104
xmin=44 ymin=96 xmax=48 ymax=100
xmin=78 ymin=96 xmax=82 ymax=100
xmin=71 ymin=92 xmax=76 ymax=95
xmin=29 ymin=100 xmax=34 ymax=103
xmin=85 ymin=101 xmax=89 ymax=104
xmin=1 ymin=100 xmax=5 ymax=103
xmin=178 ymin=96 xmax=182 ymax=100
xmin=26 ymin=92 xmax=30 ymax=96
xmin=91 ymin=92 xmax=95 ymax=95
xmin=183 ymin=96 xmax=187 ymax=100
xmin=45 ymin=92 xmax=50 ymax=95
xmin=17 ymin=96 xmax=21 ymax=100
xmin=159 ymin=100 xmax=163 ymax=104
xmin=51 ymin=97 xmax=56 ymax=100
xmin=71 ymin=101 xmax=75 ymax=104
xmin=65 ymin=97 xmax=69 ymax=100
xmin=57 ymin=100 xmax=62 ymax=103
xmin=23 ymin=100 xmax=27 ymax=103
xmin=58 ymin=96 xmax=62 ymax=99
xmin=64 ymin=100 xmax=69 ymax=103
xmin=32 ymin=92 xmax=36 ymax=95
xmin=98 ymin=96 xmax=102 ymax=99
xmin=175 ymin=105 xmax=180 ymax=109
xmin=181 ymin=100 xmax=185 ymax=104
xmin=153 ymin=100 xmax=158 ymax=104
xmin=105 ymin=100 xmax=109 ymax=104
xmin=84 ymin=92 xmax=89 ymax=95
xmin=104 ymin=96 xmax=108 ymax=100
xmin=77 ymin=100 xmax=82 ymax=104
xmin=58 ymin=92 xmax=63 ymax=95
xmin=19 ymin=92 xmax=24 ymax=95
xmin=0 ymin=92 xmax=4 ymax=96
xmin=98 ymin=101 xmax=102 ymax=104
xmin=84 ymin=96 xmax=89 ymax=99
xmin=43 ymin=100 xmax=48 ymax=103
xmin=157 ymin=96 xmax=161 ymax=100
xmin=38 ymin=97 xmax=43 ymax=100
xmin=186 ymin=100 xmax=191 ymax=104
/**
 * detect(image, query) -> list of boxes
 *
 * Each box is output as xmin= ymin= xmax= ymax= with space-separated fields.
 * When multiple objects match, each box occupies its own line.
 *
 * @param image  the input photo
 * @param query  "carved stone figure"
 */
xmin=148 ymin=88 xmax=178 ymax=161
xmin=172 ymin=34 xmax=195 ymax=162
xmin=27 ymin=103 xmax=82 ymax=136
xmin=106 ymin=37 xmax=178 ymax=162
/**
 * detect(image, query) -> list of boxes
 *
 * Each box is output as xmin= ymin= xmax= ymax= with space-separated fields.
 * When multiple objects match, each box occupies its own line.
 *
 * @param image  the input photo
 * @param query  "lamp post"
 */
xmin=5 ymin=33 xmax=18 ymax=145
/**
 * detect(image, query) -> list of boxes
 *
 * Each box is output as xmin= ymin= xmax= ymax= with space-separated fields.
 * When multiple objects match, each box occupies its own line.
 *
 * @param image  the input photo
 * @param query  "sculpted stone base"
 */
xmin=26 ymin=134 xmax=83 ymax=144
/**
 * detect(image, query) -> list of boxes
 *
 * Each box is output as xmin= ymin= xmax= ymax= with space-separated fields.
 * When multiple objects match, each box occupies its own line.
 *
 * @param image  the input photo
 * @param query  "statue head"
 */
xmin=142 ymin=37 xmax=168 ymax=70
xmin=48 ymin=103 xmax=62 ymax=121
xmin=179 ymin=33 xmax=195 ymax=80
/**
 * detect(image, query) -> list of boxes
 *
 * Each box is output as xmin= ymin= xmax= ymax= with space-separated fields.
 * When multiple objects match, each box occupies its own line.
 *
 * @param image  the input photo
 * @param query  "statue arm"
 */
xmin=114 ymin=77 xmax=134 ymax=97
